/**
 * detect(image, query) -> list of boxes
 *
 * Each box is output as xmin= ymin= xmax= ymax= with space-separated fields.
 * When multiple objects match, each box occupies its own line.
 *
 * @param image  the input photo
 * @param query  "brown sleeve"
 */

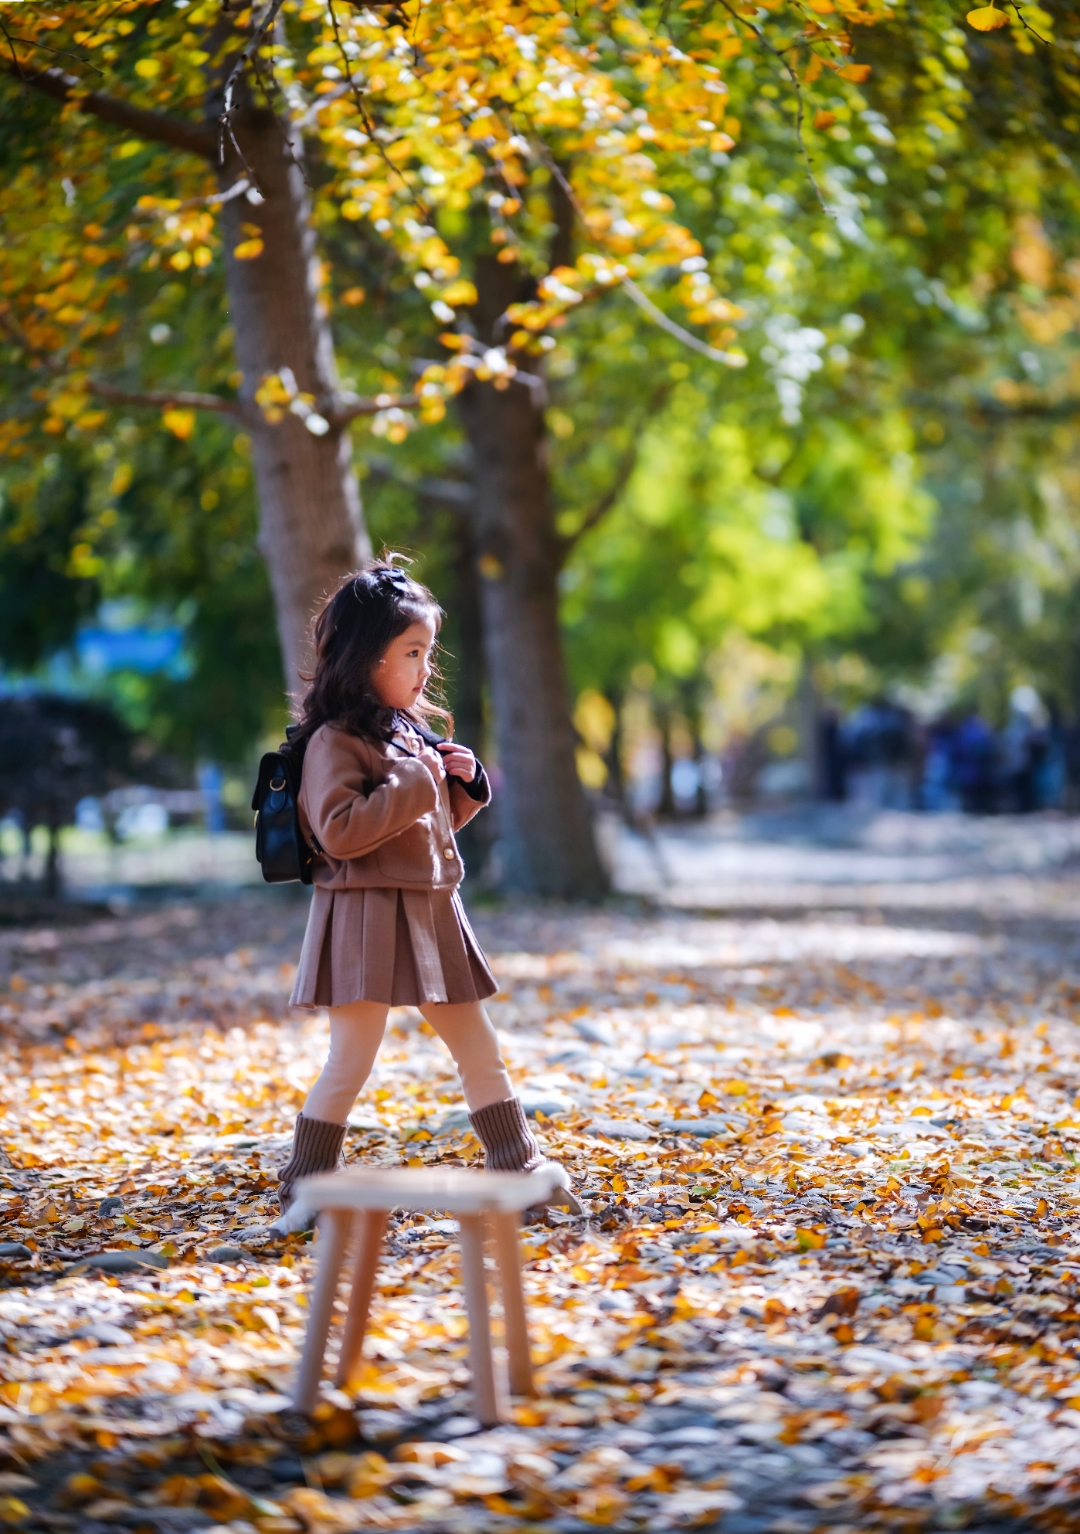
xmin=301 ymin=730 xmax=440 ymax=860
xmin=447 ymin=765 xmax=492 ymax=832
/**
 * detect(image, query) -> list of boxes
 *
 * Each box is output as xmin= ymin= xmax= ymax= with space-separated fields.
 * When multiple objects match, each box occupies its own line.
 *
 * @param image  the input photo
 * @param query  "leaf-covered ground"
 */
xmin=2 ymin=864 xmax=1080 ymax=1533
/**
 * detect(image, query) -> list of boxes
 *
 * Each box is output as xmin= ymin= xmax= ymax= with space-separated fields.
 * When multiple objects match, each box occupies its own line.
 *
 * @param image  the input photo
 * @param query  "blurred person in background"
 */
xmin=951 ymin=711 xmax=997 ymax=815
xmin=921 ymin=712 xmax=961 ymax=812
xmin=843 ymin=697 xmax=916 ymax=809
xmin=818 ymin=707 xmax=847 ymax=802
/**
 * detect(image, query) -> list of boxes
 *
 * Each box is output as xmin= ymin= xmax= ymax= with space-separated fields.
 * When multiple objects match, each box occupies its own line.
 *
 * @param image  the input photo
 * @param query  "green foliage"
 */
xmin=0 ymin=424 xmax=285 ymax=768
xmin=561 ymin=397 xmax=933 ymax=695
xmin=550 ymin=3 xmax=1080 ymax=726
xmin=0 ymin=457 xmax=100 ymax=671
xmin=103 ymin=425 xmax=286 ymax=762
xmin=1 ymin=0 xmax=1078 ymax=763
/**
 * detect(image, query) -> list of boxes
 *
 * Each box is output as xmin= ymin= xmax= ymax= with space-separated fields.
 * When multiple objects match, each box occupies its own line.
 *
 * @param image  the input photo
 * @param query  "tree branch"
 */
xmin=548 ymin=158 xmax=575 ymax=275
xmin=326 ymin=0 xmax=433 ymax=224
xmin=0 ymin=19 xmax=103 ymax=77
xmin=88 ymin=379 xmax=257 ymax=425
xmin=120 ymin=179 xmax=257 ymax=233
xmin=294 ymin=81 xmax=348 ymax=129
xmin=11 ymin=65 xmax=216 ymax=159
xmin=365 ymin=455 xmax=473 ymax=510
xmin=620 ymin=277 xmax=746 ymax=368
xmin=560 ymin=473 xmax=632 ymax=555
xmin=0 ymin=305 xmax=255 ymax=425
xmin=713 ymin=0 xmax=832 ymax=220
xmin=970 ymin=395 xmax=1080 ymax=422
xmin=330 ymin=392 xmax=419 ymax=427
xmin=0 ymin=17 xmax=27 ymax=82
xmin=910 ymin=392 xmax=1080 ymax=424
xmin=557 ymin=413 xmax=659 ymax=565
xmin=408 ymin=475 xmax=469 ymax=506
xmin=218 ymin=0 xmax=287 ymax=175
xmin=1007 ymin=1 xmax=1052 ymax=46
xmin=537 ymin=149 xmax=746 ymax=369
xmin=409 ymin=474 xmax=472 ymax=507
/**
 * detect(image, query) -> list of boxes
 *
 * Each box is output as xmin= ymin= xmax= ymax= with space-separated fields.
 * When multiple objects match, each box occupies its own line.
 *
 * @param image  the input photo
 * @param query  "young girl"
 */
xmin=274 ymin=559 xmax=581 ymax=1220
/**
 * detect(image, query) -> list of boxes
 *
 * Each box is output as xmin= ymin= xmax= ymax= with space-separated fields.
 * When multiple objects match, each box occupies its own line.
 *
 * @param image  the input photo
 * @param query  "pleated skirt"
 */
xmin=289 ymin=884 xmax=498 ymax=1009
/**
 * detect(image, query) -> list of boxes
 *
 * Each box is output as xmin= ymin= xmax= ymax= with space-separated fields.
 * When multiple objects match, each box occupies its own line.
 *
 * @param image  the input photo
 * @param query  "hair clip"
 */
xmin=350 ymin=565 xmax=412 ymax=604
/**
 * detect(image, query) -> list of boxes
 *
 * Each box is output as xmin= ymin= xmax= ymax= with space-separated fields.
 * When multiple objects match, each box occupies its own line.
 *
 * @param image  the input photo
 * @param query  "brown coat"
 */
xmin=298 ymin=723 xmax=490 ymax=892
xmin=290 ymin=723 xmax=497 ymax=1009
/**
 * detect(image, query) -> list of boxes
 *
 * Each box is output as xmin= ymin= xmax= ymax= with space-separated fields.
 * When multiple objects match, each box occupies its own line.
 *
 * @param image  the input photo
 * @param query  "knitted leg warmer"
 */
xmin=468 ymin=1097 xmax=583 ymax=1215
xmin=276 ymin=1113 xmax=347 ymax=1214
xmin=468 ymin=1096 xmax=543 ymax=1172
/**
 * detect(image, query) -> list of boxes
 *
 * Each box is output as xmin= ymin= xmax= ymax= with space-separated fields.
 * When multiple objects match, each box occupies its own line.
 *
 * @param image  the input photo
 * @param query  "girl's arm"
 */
xmin=437 ymin=743 xmax=492 ymax=832
xmin=301 ymin=730 xmax=440 ymax=860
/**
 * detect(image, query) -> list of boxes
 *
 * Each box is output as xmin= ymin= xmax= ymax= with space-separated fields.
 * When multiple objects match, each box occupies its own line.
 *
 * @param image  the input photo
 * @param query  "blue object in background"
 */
xmin=75 ymin=797 xmax=104 ymax=833
xmin=77 ymin=626 xmax=186 ymax=677
xmin=198 ymin=763 xmax=225 ymax=834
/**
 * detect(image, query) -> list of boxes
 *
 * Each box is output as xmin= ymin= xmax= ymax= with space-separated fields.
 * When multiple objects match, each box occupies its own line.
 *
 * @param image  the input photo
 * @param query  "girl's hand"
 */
xmin=418 ymin=746 xmax=446 ymax=781
xmin=437 ymin=742 xmax=477 ymax=782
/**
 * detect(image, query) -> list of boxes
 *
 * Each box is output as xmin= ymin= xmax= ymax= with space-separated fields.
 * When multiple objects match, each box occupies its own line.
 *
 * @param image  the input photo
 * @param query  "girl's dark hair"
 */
xmin=293 ymin=557 xmax=451 ymax=747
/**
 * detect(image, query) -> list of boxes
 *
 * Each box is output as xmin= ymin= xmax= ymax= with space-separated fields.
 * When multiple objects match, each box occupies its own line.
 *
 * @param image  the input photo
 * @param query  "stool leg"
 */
xmin=293 ymin=1209 xmax=350 ymax=1413
xmin=491 ymin=1211 xmax=534 ymax=1398
xmin=458 ymin=1213 xmax=501 ymax=1426
xmin=335 ymin=1207 xmax=388 ymax=1388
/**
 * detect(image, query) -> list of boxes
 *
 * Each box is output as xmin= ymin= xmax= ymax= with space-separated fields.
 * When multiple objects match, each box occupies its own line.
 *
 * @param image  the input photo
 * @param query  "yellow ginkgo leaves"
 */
xmin=162 ymin=408 xmax=195 ymax=440
xmin=967 ymin=4 xmax=1011 ymax=27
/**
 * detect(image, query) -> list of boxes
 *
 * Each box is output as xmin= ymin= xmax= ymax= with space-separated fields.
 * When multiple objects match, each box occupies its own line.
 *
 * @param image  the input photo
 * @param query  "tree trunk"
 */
xmin=683 ymin=688 xmax=710 ymax=819
xmin=795 ymin=656 xmax=821 ymax=800
xmin=219 ymin=104 xmax=370 ymax=698
xmin=447 ymin=506 xmax=494 ymax=879
xmin=20 ymin=50 xmax=369 ymax=708
xmin=604 ymin=689 xmax=626 ymax=809
xmin=43 ymin=821 xmax=61 ymax=901
xmin=447 ymin=508 xmax=487 ymax=756
xmin=657 ymin=704 xmax=677 ymax=820
xmin=456 ymin=257 xmax=606 ymax=898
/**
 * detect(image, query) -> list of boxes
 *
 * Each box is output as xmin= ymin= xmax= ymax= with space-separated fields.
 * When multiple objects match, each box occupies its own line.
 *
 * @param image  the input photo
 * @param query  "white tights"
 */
xmin=301 ymin=999 xmax=514 ymax=1126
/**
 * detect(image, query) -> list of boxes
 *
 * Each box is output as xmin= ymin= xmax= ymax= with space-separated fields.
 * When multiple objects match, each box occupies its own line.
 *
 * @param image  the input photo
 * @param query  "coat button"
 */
xmin=443 ymin=847 xmax=456 ymax=860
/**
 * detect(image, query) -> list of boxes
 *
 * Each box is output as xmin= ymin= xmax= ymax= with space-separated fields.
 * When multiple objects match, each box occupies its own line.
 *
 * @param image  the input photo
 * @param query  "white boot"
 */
xmin=468 ymin=1097 xmax=583 ymax=1214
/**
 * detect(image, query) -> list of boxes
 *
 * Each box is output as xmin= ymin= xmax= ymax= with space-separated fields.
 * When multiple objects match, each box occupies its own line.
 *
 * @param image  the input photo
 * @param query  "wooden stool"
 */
xmin=288 ymin=1166 xmax=563 ymax=1425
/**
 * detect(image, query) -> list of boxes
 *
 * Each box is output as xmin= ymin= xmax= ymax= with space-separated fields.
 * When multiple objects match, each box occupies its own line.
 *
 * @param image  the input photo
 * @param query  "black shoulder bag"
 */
xmin=251 ymin=727 xmax=318 ymax=885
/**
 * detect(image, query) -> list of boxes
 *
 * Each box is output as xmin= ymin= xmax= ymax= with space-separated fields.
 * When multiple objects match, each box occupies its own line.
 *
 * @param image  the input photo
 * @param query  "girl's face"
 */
xmin=372 ymin=613 xmax=437 ymax=712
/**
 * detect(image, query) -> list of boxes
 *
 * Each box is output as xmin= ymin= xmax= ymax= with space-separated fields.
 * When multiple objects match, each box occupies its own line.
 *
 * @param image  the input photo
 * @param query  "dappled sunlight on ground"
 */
xmin=1 ymin=860 xmax=1080 ymax=1529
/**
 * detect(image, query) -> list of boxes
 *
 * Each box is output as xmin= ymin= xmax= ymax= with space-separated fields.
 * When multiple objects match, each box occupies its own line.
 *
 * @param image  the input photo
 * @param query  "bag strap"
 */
xmin=412 ymin=722 xmax=448 ymax=749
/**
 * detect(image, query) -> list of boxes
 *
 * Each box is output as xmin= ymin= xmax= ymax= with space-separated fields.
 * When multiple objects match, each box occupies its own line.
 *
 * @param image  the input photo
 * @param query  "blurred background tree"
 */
xmin=0 ymin=693 xmax=164 ymax=897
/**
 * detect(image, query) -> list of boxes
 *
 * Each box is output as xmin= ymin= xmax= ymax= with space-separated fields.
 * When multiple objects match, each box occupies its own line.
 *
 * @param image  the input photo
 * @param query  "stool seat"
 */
xmin=290 ymin=1166 xmax=560 ymax=1425
xmin=289 ymin=1165 xmax=563 ymax=1221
